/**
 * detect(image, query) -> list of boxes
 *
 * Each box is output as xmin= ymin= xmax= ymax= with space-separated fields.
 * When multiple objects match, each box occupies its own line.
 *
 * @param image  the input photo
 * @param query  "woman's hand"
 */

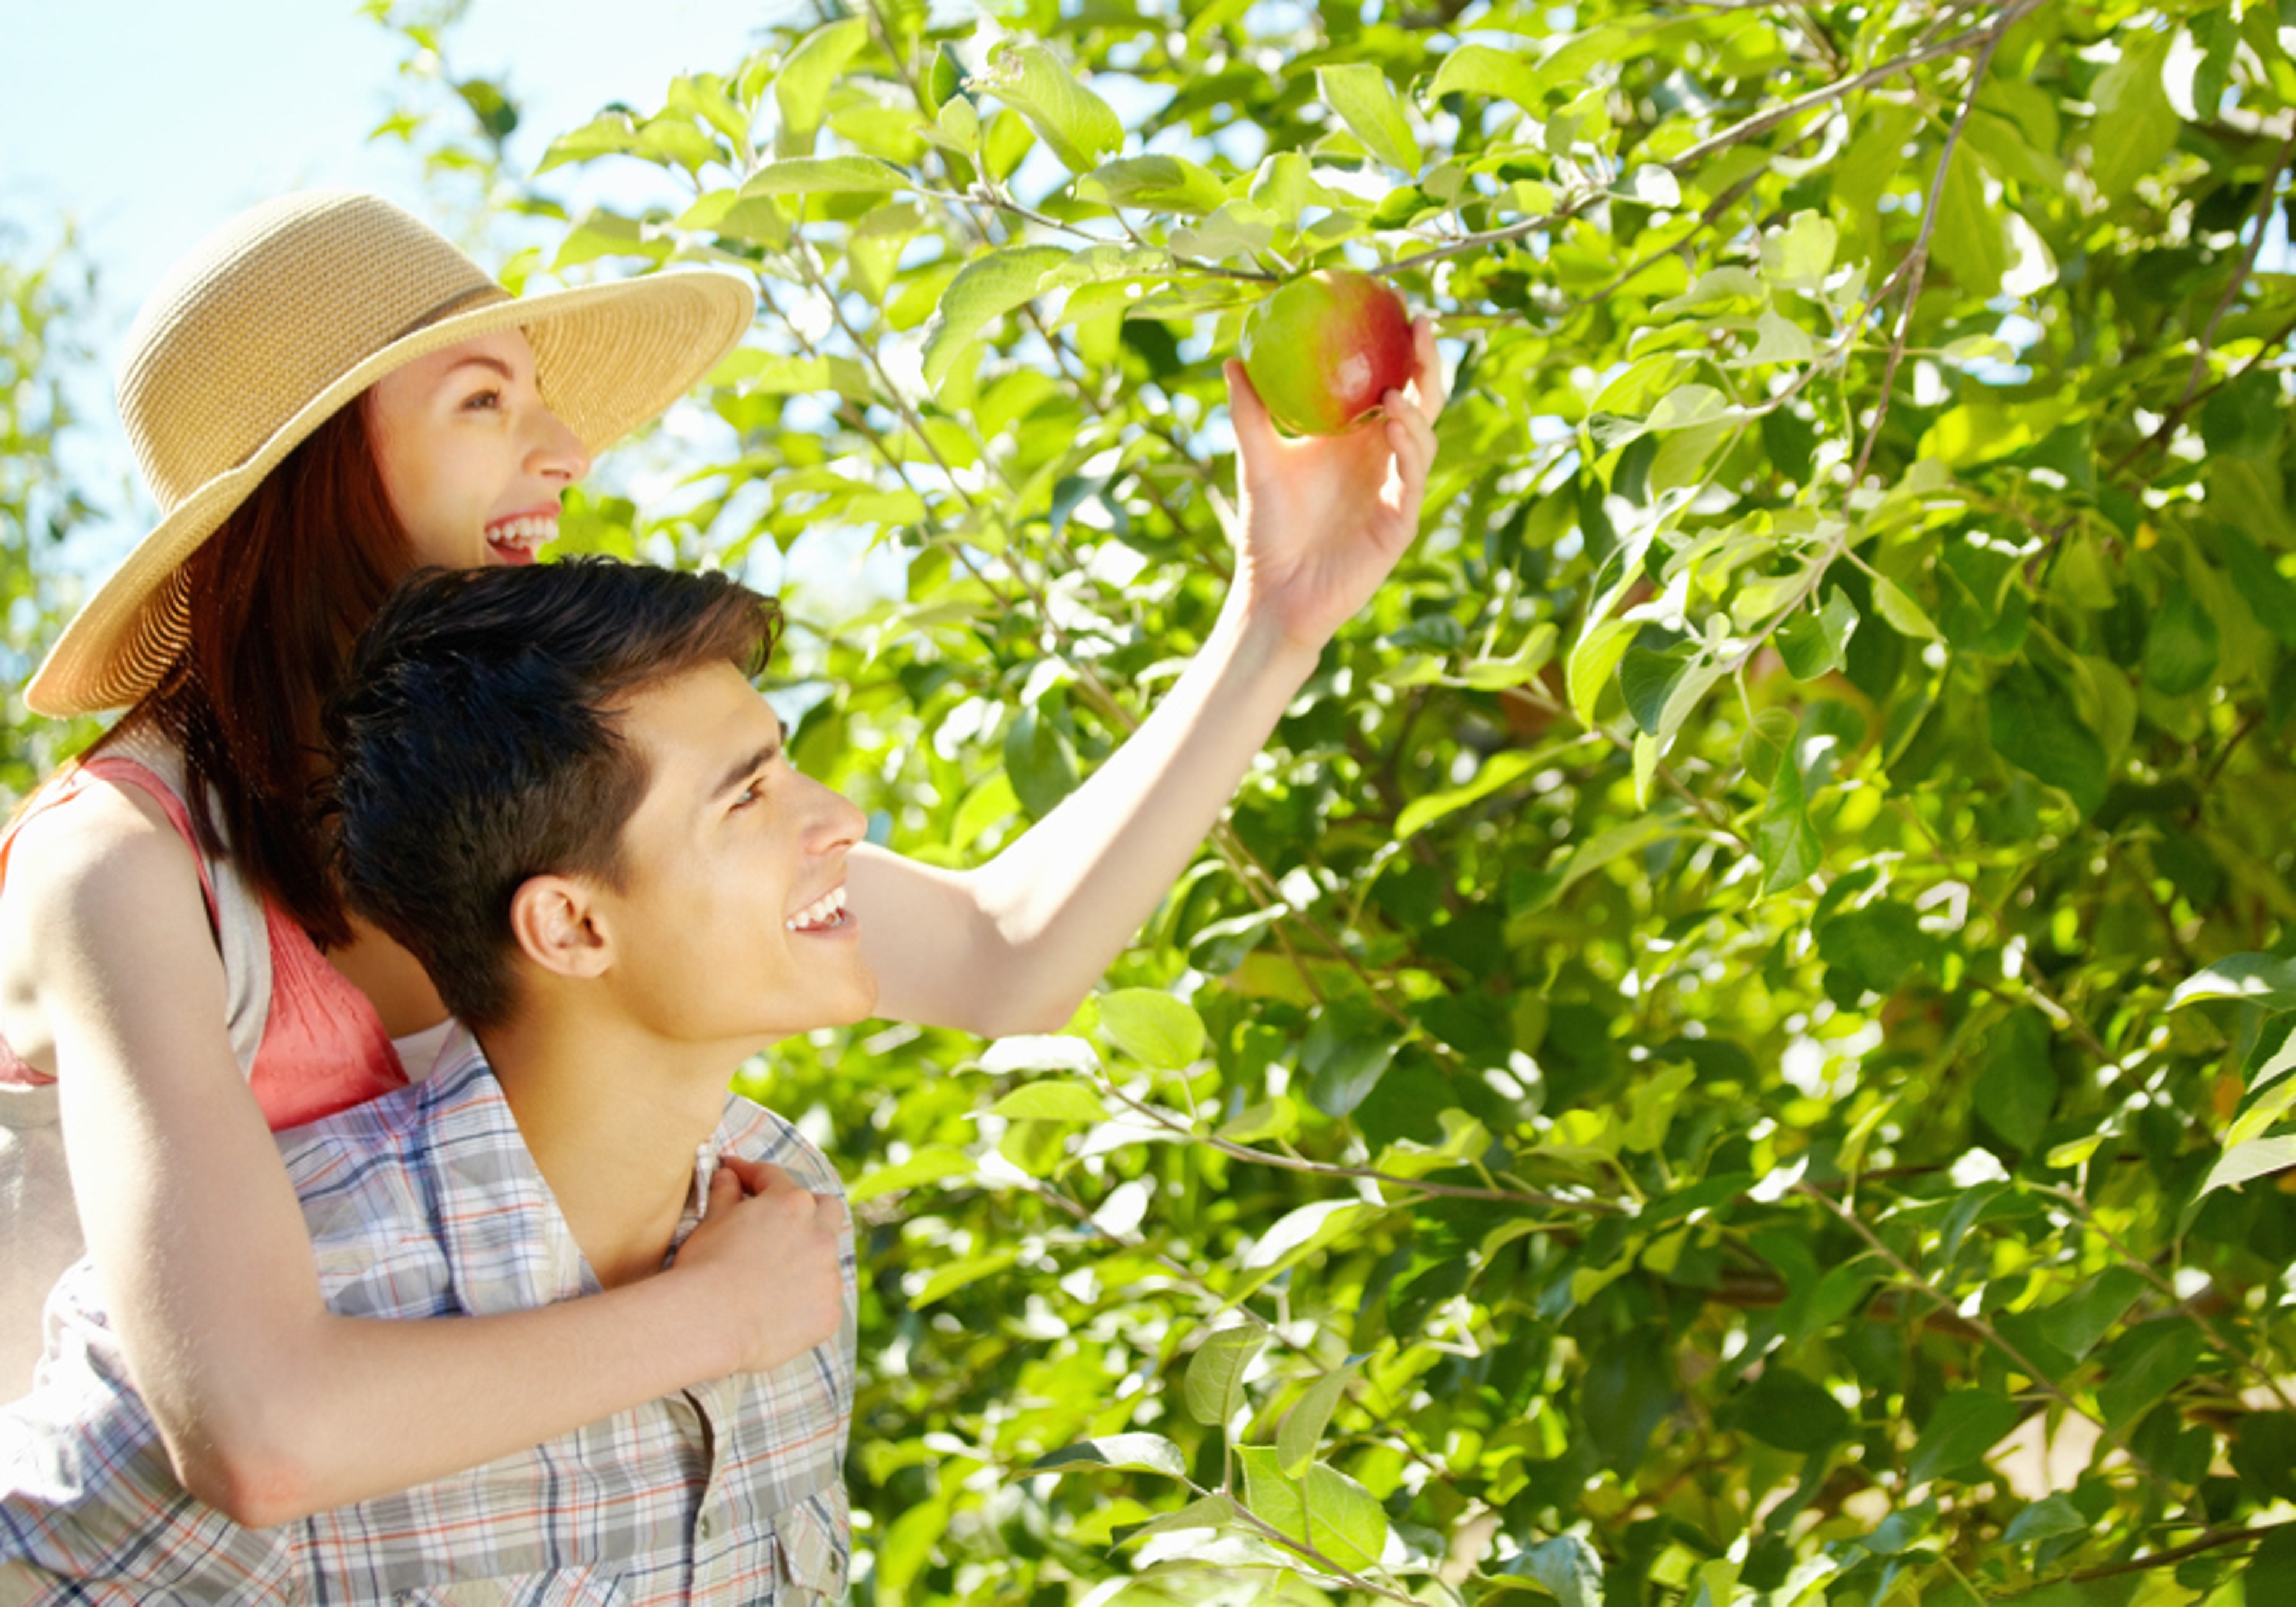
xmin=671 ymin=1156 xmax=847 ymax=1374
xmin=1225 ymin=316 xmax=1448 ymax=654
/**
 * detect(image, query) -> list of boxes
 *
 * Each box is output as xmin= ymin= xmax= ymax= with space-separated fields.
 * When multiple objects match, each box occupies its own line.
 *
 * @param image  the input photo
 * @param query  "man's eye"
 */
xmin=732 ymin=778 xmax=765 ymax=809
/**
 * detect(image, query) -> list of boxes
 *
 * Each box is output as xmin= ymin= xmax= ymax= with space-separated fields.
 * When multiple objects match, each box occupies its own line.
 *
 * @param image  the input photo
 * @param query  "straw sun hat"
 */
xmin=26 ymin=188 xmax=756 ymax=717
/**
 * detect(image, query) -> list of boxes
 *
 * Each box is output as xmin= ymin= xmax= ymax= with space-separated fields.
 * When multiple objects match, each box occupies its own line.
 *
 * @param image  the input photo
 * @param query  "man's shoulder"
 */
xmin=271 ymin=1046 xmax=502 ymax=1313
xmin=719 ymin=1095 xmax=844 ymax=1199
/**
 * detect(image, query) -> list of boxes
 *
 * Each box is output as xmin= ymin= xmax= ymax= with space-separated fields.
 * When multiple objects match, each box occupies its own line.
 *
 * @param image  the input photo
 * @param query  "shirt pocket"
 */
xmin=768 ymin=1481 xmax=851 ymax=1603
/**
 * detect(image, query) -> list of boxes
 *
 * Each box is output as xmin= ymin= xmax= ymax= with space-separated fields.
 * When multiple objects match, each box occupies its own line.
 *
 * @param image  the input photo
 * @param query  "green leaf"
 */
xmin=848 ymin=1145 xmax=973 ymax=1204
xmin=1974 ymin=1007 xmax=2057 ymax=1151
xmin=1242 ymin=1202 xmax=1372 ymax=1279
xmin=2089 ymin=30 xmax=2180 ymax=202
xmin=981 ymin=42 xmax=1123 ymax=173
xmin=1114 ymin=1494 xmax=1238 ymax=1546
xmin=1277 ymin=1361 xmax=1361 ymax=1475
xmin=1567 ymin=618 xmax=1639 ymax=725
xmin=1303 ymin=1005 xmax=1396 ymax=1119
xmin=1816 ymin=899 xmax=1934 ymax=997
xmin=1930 ymin=154 xmax=2007 ymax=300
xmin=2203 ymin=1136 xmax=2296 ymax=1195
xmin=1755 ymin=747 xmax=1822 ymax=896
xmin=2248 ymin=1519 xmax=2296 ymax=1599
xmin=1078 ymin=155 xmax=1228 ymax=215
xmin=1776 ymin=590 xmax=1858 ymax=680
xmin=2096 ymin=1321 xmax=2203 ymax=1429
xmin=1906 ymin=1388 xmax=2020 ymax=1485
xmin=772 ymin=18 xmax=868 ymax=154
xmin=1738 ymin=1365 xmax=1849 ymax=1453
xmin=1501 ymin=1535 xmax=1605 ymax=1607
xmin=536 ymin=112 xmax=639 ymax=174
xmin=2142 ymin=581 xmax=2220 ymax=695
xmin=739 ymin=155 xmax=911 ymax=196
xmin=2004 ymin=1493 xmax=2087 ymax=1545
xmin=2170 ymin=953 xmax=2296 ymax=1012
xmin=1871 ymin=576 xmax=1941 ymax=640
xmin=1236 ymin=1446 xmax=1388 ymax=1571
xmin=1758 ymin=211 xmax=1837 ymax=292
xmin=1031 ymin=1432 xmax=1188 ymax=1479
xmin=1184 ymin=1322 xmax=1269 ymax=1429
xmin=1396 ymin=748 xmax=1537 ymax=841
xmin=1318 ymin=63 xmax=1422 ymax=172
xmin=1217 ymin=1097 xmax=1299 ymax=1146
xmin=2231 ymin=1414 xmax=2296 ymax=1504
xmin=1988 ymin=664 xmax=2108 ymax=816
xmin=989 ymin=1079 xmax=1109 ymax=1123
xmin=920 ymin=246 xmax=1071 ymax=395
xmin=2032 ymin=1267 xmax=2146 ymax=1362
xmin=1427 ymin=45 xmax=1548 ymax=115
xmin=2215 ymin=526 xmax=2296 ymax=644
xmin=1095 ymin=989 xmax=1207 ymax=1070
xmin=1620 ymin=643 xmax=1697 ymax=737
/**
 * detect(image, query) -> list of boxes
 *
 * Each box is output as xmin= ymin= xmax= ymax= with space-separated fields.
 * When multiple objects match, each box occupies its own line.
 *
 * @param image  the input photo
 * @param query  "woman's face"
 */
xmin=365 ymin=329 xmax=590 ymax=570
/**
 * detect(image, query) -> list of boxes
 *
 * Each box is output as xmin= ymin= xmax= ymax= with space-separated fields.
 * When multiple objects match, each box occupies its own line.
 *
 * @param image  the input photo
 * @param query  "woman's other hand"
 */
xmin=671 ymin=1155 xmax=848 ymax=1374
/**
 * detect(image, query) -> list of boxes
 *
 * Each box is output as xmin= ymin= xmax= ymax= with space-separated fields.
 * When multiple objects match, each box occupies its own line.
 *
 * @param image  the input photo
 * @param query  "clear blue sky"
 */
xmin=1 ymin=0 xmax=809 ymax=569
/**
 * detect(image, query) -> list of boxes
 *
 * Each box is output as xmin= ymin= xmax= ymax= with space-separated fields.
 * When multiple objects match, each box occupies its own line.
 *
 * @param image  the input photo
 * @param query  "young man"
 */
xmin=1 ymin=560 xmax=864 ymax=1602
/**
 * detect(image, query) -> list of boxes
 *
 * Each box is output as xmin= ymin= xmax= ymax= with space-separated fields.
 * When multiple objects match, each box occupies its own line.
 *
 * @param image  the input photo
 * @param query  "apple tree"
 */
xmin=202 ymin=0 xmax=2296 ymax=1600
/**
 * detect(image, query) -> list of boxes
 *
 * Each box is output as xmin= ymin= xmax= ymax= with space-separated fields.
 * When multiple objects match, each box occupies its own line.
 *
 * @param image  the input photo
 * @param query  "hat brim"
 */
xmin=26 ymin=267 xmax=755 ymax=718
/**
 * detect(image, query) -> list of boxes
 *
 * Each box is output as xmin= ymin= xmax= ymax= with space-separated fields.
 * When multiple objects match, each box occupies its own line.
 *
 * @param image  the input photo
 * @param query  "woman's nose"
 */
xmin=528 ymin=406 xmax=591 ymax=484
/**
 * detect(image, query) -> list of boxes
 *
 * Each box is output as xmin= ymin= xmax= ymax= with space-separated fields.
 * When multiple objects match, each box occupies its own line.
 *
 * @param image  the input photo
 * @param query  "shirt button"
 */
xmin=698 ymin=1513 xmax=716 ymax=1541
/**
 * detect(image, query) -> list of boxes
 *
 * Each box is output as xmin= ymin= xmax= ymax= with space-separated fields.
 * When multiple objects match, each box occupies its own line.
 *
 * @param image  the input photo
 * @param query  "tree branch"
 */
xmin=1847 ymin=1 xmax=2020 ymax=485
xmin=1380 ymin=0 xmax=2050 ymax=280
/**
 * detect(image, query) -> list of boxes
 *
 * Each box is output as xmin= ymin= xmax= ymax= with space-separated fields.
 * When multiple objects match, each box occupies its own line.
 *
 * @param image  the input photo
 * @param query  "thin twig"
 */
xmin=2058 ymin=1522 xmax=2285 ymax=1585
xmin=1848 ymin=2 xmax=2020 ymax=485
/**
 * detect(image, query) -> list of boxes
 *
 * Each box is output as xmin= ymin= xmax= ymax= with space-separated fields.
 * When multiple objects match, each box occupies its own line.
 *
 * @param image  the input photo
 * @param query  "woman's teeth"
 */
xmin=486 ymin=515 xmax=555 ymax=553
xmin=786 ymin=886 xmax=849 ymax=932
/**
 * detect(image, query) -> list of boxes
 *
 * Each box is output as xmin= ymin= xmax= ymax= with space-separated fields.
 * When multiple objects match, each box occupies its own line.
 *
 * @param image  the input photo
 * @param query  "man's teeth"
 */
xmin=486 ymin=515 xmax=556 ymax=549
xmin=786 ymin=886 xmax=849 ymax=931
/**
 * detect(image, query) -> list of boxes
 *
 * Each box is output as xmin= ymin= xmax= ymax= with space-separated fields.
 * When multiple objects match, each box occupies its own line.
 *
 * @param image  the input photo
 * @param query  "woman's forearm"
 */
xmin=853 ymin=591 xmax=1320 ymax=1037
xmin=20 ymin=790 xmax=748 ymax=1526
xmin=173 ymin=1281 xmax=738 ymax=1526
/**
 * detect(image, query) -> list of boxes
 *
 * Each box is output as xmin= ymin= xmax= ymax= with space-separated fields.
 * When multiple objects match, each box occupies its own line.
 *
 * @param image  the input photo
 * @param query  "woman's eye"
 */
xmin=462 ymin=388 xmax=503 ymax=412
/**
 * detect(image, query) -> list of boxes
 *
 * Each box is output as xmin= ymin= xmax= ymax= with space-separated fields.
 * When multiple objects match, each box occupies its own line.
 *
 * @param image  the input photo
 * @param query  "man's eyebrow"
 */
xmin=709 ymin=739 xmax=783 ymax=805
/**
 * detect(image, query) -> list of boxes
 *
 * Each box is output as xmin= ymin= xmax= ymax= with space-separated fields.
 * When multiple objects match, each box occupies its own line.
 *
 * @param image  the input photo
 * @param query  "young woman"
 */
xmin=0 ymin=189 xmax=1442 ymax=1523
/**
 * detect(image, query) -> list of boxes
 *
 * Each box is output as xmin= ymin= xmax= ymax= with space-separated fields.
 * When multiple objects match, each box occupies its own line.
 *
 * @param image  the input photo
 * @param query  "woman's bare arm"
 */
xmin=856 ymin=328 xmax=1446 ymax=1037
xmin=5 ymin=782 xmax=807 ymax=1526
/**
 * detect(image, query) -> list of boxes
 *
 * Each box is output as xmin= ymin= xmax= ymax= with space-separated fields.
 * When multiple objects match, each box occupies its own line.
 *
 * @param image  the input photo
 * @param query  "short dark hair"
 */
xmin=322 ymin=557 xmax=781 ymax=1029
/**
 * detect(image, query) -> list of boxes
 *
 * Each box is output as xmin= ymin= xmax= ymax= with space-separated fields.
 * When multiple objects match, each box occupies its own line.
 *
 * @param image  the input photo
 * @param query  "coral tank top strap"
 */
xmin=0 ymin=755 xmax=406 ymax=1129
xmin=0 ymin=757 xmax=219 ymax=1090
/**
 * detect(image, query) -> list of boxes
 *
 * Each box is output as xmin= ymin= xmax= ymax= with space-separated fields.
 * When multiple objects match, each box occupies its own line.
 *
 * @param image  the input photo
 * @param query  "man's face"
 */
xmin=588 ymin=660 xmax=877 ymax=1049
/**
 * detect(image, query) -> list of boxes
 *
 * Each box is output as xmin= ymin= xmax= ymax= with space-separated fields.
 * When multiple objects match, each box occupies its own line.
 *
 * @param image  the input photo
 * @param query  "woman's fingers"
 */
xmin=1225 ymin=359 xmax=1283 ymax=463
xmin=1406 ymin=317 xmax=1447 ymax=421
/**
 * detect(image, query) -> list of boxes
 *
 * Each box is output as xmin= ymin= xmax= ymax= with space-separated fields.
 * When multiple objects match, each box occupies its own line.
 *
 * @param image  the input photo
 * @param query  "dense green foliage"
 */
xmin=0 ymin=235 xmax=102 ymax=791
xmin=21 ymin=0 xmax=2296 ymax=1600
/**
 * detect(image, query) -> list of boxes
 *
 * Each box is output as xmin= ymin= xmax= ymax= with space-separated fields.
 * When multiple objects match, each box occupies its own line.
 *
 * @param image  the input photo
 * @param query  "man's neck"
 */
xmin=475 ymin=1007 xmax=749 ymax=1289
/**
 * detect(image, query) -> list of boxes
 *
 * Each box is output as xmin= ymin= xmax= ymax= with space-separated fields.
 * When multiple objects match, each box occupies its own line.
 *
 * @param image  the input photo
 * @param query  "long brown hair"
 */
xmin=125 ymin=397 xmax=413 ymax=948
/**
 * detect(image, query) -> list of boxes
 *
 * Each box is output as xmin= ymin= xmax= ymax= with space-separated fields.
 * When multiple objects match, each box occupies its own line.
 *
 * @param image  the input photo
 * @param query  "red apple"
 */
xmin=1239 ymin=269 xmax=1415 ymax=436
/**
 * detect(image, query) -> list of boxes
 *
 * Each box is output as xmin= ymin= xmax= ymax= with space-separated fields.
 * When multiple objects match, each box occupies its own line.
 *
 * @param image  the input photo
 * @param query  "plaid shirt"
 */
xmin=0 ymin=1040 xmax=854 ymax=1605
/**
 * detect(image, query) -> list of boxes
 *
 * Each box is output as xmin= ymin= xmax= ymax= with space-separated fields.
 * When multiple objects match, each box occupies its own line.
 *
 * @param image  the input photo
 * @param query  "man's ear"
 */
xmin=507 ymin=873 xmax=614 ymax=982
